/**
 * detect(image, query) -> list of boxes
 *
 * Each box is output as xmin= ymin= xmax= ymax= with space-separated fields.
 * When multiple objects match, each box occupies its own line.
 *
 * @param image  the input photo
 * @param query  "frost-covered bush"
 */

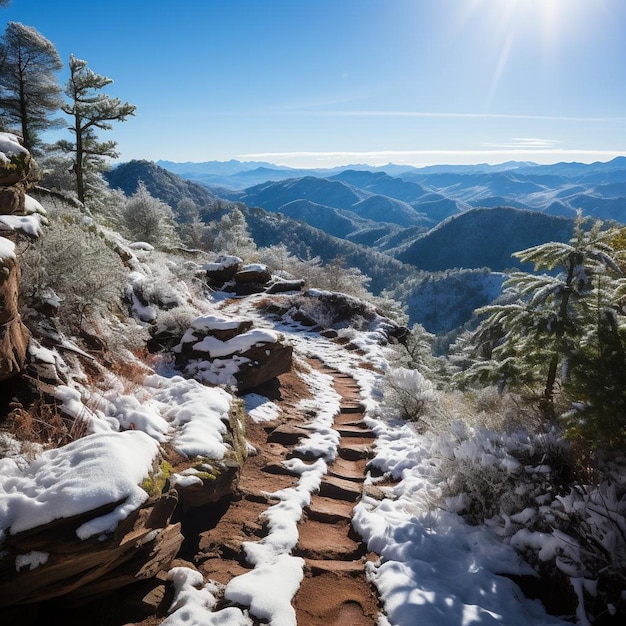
xmin=498 ymin=478 xmax=626 ymax=624
xmin=437 ymin=424 xmax=569 ymax=522
xmin=436 ymin=422 xmax=626 ymax=622
xmin=21 ymin=212 xmax=127 ymax=335
xmin=120 ymin=181 xmax=180 ymax=248
xmin=256 ymin=243 xmax=301 ymax=279
xmin=381 ymin=367 xmax=439 ymax=423
xmin=128 ymin=251 xmax=206 ymax=312
xmin=153 ymin=305 xmax=199 ymax=338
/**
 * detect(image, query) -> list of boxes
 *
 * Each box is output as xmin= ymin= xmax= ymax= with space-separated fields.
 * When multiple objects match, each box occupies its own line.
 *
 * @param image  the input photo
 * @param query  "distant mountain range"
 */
xmin=158 ymin=157 xmax=626 ymax=227
xmin=106 ymin=159 xmax=618 ymax=334
xmin=156 ymin=159 xmax=420 ymax=188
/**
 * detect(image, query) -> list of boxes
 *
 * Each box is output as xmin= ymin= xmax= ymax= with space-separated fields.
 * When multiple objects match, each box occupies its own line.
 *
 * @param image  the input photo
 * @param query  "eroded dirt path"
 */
xmin=292 ymin=364 xmax=380 ymax=626
xmin=187 ymin=359 xmax=381 ymax=624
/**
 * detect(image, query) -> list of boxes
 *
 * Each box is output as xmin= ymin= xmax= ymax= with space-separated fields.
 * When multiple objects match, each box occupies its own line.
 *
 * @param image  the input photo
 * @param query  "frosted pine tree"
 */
xmin=461 ymin=218 xmax=624 ymax=423
xmin=0 ymin=22 xmax=63 ymax=155
xmin=58 ymin=55 xmax=135 ymax=205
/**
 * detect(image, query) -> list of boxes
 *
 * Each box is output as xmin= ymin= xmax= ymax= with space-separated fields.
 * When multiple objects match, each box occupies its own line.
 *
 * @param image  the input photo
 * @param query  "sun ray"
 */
xmin=465 ymin=0 xmax=598 ymax=109
xmin=485 ymin=33 xmax=514 ymax=111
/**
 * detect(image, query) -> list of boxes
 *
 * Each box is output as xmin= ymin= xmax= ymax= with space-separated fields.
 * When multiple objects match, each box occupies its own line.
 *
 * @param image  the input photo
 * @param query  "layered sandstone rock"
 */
xmin=0 ymin=132 xmax=45 ymax=381
xmin=174 ymin=313 xmax=293 ymax=391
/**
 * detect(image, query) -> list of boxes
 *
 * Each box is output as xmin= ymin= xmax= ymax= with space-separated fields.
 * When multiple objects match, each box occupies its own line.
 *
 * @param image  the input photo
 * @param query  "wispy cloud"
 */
xmin=237 ymin=148 xmax=624 ymax=167
xmin=273 ymin=110 xmax=616 ymax=123
xmin=482 ymin=137 xmax=563 ymax=149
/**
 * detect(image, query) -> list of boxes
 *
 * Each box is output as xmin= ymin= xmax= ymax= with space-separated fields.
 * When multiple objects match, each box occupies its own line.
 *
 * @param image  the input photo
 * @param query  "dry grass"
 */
xmin=423 ymin=386 xmax=544 ymax=434
xmin=10 ymin=399 xmax=89 ymax=447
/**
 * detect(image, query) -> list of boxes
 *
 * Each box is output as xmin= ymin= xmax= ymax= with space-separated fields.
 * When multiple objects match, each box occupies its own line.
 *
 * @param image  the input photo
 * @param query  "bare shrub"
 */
xmin=20 ymin=212 xmax=127 ymax=336
xmin=436 ymin=424 xmax=573 ymax=523
xmin=423 ymin=386 xmax=541 ymax=434
xmin=381 ymin=367 xmax=439 ymax=424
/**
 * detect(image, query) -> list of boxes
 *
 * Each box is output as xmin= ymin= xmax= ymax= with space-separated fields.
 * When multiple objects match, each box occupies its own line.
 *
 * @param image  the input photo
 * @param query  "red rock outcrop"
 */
xmin=174 ymin=313 xmax=293 ymax=391
xmin=0 ymin=133 xmax=42 ymax=381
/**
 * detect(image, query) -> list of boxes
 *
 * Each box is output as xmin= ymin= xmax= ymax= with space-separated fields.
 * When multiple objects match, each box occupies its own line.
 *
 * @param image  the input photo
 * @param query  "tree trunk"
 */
xmin=75 ymin=113 xmax=85 ymax=204
xmin=542 ymin=251 xmax=579 ymax=417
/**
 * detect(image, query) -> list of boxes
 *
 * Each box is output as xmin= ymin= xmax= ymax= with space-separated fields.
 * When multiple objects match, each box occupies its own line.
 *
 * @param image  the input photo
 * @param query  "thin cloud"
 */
xmin=237 ymin=148 xmax=624 ymax=166
xmin=483 ymin=138 xmax=563 ymax=149
xmin=275 ymin=110 xmax=616 ymax=123
xmin=239 ymin=149 xmax=621 ymax=159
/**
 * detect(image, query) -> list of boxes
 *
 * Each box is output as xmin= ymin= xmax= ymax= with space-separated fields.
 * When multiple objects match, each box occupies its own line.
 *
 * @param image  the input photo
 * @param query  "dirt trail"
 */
xmin=193 ymin=360 xmax=381 ymax=624
xmin=292 ymin=365 xmax=380 ymax=626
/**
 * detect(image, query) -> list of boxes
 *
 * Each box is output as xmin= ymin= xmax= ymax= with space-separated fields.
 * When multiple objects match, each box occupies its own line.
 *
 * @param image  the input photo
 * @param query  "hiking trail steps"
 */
xmin=193 ymin=360 xmax=381 ymax=625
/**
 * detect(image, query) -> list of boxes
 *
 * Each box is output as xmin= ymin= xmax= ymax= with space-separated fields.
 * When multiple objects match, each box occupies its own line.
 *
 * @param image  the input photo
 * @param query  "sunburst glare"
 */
xmin=461 ymin=0 xmax=603 ymax=109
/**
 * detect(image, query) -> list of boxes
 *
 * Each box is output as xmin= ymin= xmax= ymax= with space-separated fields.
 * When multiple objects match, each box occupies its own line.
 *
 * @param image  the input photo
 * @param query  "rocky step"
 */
xmin=335 ymin=417 xmax=369 ymax=427
xmin=305 ymin=496 xmax=354 ymax=524
xmin=261 ymin=462 xmax=302 ymax=477
xmin=237 ymin=470 xmax=296 ymax=498
xmin=334 ymin=413 xmax=368 ymax=427
xmin=339 ymin=403 xmax=366 ymax=414
xmin=294 ymin=519 xmax=365 ymax=561
xmin=294 ymin=567 xmax=378 ymax=626
xmin=338 ymin=442 xmax=373 ymax=461
xmin=305 ymin=558 xmax=365 ymax=576
xmin=335 ymin=424 xmax=375 ymax=439
xmin=318 ymin=475 xmax=363 ymax=502
xmin=266 ymin=423 xmax=311 ymax=445
xmin=335 ymin=454 xmax=369 ymax=470
xmin=327 ymin=466 xmax=366 ymax=484
xmin=198 ymin=556 xmax=252 ymax=586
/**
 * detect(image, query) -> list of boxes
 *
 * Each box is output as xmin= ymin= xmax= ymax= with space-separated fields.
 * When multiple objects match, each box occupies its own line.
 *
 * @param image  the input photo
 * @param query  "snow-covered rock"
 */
xmin=0 ymin=135 xmax=41 ymax=381
xmin=174 ymin=313 xmax=292 ymax=391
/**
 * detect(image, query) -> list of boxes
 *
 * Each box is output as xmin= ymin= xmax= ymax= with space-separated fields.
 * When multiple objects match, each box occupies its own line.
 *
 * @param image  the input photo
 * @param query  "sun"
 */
xmin=484 ymin=0 xmax=587 ymax=43
xmin=461 ymin=0 xmax=596 ymax=107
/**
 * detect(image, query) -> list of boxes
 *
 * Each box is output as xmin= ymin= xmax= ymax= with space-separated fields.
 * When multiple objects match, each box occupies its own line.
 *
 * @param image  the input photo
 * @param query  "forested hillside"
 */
xmin=102 ymin=159 xmax=507 ymax=326
xmin=397 ymin=207 xmax=576 ymax=271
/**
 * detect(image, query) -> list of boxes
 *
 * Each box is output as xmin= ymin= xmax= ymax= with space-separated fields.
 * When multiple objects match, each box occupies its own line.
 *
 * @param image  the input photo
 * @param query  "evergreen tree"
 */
xmin=461 ymin=219 xmax=623 ymax=419
xmin=120 ymin=181 xmax=179 ymax=247
xmin=212 ymin=207 xmax=256 ymax=258
xmin=562 ymin=275 xmax=626 ymax=449
xmin=0 ymin=22 xmax=63 ymax=155
xmin=58 ymin=55 xmax=135 ymax=205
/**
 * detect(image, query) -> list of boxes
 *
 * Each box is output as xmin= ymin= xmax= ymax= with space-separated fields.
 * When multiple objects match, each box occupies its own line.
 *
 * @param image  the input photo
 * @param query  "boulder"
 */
xmin=234 ymin=263 xmax=272 ymax=285
xmin=173 ymin=459 xmax=240 ymax=508
xmin=0 ymin=496 xmax=184 ymax=609
xmin=203 ymin=255 xmax=242 ymax=287
xmin=174 ymin=313 xmax=293 ymax=391
xmin=0 ymin=241 xmax=30 ymax=381
xmin=0 ymin=439 xmax=183 ymax=610
xmin=232 ymin=281 xmax=268 ymax=295
xmin=0 ymin=132 xmax=32 ymax=188
xmin=265 ymin=278 xmax=305 ymax=294
xmin=235 ymin=341 xmax=293 ymax=391
xmin=176 ymin=315 xmax=253 ymax=354
xmin=284 ymin=289 xmax=410 ymax=344
xmin=0 ymin=133 xmax=43 ymax=381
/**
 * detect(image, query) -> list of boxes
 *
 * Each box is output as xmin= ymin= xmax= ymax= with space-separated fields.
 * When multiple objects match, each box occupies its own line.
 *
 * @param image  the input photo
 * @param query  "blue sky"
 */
xmin=2 ymin=0 xmax=625 ymax=168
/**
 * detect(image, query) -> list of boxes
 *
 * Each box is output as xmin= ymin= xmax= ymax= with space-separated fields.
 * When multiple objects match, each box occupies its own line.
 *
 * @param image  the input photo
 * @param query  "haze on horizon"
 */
xmin=3 ymin=0 xmax=625 ymax=169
